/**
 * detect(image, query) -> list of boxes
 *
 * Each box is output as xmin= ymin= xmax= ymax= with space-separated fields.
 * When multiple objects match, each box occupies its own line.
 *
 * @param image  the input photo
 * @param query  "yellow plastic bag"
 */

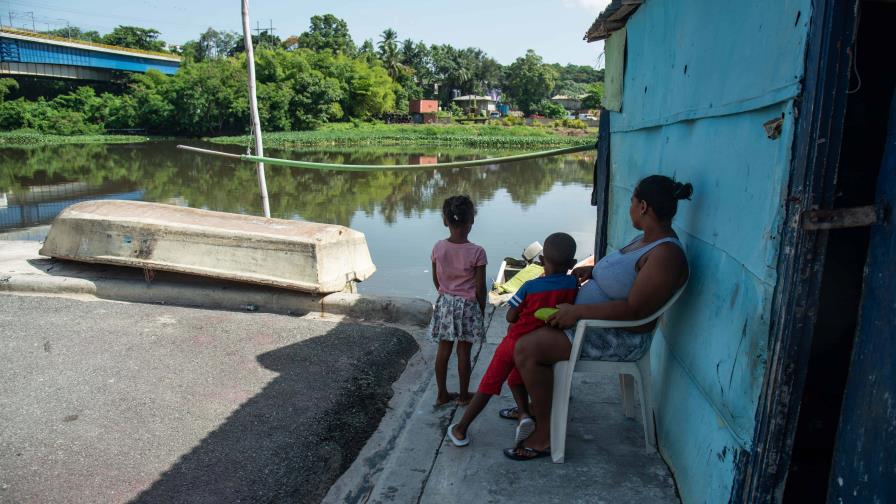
xmin=495 ymin=263 xmax=544 ymax=294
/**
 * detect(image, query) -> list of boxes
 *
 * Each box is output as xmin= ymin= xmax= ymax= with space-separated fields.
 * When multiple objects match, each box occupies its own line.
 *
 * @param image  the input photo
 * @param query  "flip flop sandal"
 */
xmin=447 ymin=424 xmax=470 ymax=447
xmin=503 ymin=446 xmax=551 ymax=461
xmin=434 ymin=393 xmax=459 ymax=407
xmin=499 ymin=407 xmax=519 ymax=420
xmin=499 ymin=407 xmax=536 ymax=422
xmin=514 ymin=417 xmax=536 ymax=444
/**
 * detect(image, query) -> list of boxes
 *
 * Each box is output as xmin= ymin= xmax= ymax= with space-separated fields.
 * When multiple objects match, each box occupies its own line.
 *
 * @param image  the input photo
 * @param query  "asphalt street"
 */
xmin=0 ymin=293 xmax=418 ymax=504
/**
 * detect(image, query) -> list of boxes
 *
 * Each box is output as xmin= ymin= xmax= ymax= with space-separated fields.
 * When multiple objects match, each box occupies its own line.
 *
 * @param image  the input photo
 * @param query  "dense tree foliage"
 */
xmin=46 ymin=27 xmax=103 ymax=43
xmin=102 ymin=26 xmax=166 ymax=52
xmin=7 ymin=15 xmax=603 ymax=136
xmin=180 ymin=28 xmax=239 ymax=62
xmin=296 ymin=14 xmax=356 ymax=56
xmin=503 ymin=50 xmax=558 ymax=115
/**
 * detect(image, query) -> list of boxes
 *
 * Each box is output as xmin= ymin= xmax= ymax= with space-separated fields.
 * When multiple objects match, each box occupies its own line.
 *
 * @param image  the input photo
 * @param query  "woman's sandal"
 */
xmin=503 ymin=445 xmax=551 ymax=461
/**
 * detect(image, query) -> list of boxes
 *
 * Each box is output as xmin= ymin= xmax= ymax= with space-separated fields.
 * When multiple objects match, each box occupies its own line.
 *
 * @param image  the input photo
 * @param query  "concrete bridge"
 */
xmin=0 ymin=28 xmax=179 ymax=81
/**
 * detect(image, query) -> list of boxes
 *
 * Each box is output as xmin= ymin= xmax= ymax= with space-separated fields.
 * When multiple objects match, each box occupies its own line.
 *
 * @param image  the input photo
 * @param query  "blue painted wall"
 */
xmin=0 ymin=36 xmax=179 ymax=75
xmin=603 ymin=1 xmax=812 ymax=501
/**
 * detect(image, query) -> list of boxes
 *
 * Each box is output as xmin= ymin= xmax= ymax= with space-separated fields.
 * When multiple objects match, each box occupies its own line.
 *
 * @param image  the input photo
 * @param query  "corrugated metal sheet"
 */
xmin=584 ymin=0 xmax=643 ymax=42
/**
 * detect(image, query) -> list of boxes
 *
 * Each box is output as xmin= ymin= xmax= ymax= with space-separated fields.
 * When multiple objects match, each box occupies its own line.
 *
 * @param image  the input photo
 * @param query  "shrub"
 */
xmin=551 ymin=118 xmax=588 ymax=130
xmin=501 ymin=115 xmax=524 ymax=127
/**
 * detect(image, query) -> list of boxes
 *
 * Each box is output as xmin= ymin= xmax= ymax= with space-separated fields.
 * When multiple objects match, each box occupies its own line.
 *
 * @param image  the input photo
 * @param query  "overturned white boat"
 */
xmin=39 ymin=200 xmax=376 ymax=294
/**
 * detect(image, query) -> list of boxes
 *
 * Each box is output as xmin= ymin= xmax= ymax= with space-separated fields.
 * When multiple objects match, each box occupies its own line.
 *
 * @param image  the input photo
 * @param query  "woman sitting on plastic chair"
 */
xmin=504 ymin=175 xmax=692 ymax=461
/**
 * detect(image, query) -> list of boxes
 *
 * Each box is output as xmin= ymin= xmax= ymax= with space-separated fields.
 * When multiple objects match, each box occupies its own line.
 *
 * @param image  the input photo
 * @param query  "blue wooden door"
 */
xmin=827 ymin=88 xmax=896 ymax=502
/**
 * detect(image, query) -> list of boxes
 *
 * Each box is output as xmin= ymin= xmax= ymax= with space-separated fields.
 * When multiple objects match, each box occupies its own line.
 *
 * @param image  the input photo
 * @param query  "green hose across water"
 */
xmin=177 ymin=143 xmax=594 ymax=172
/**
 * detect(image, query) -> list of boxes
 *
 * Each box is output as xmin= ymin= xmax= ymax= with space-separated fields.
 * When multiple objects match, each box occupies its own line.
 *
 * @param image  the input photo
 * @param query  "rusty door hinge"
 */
xmin=802 ymin=205 xmax=882 ymax=230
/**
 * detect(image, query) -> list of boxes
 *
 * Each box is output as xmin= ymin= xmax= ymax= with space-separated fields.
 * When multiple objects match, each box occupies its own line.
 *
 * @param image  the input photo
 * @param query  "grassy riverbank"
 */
xmin=209 ymin=123 xmax=596 ymax=149
xmin=0 ymin=130 xmax=148 ymax=146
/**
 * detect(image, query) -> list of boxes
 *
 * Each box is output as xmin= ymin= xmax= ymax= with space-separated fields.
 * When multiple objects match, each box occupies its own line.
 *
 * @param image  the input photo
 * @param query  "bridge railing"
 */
xmin=0 ymin=26 xmax=180 ymax=61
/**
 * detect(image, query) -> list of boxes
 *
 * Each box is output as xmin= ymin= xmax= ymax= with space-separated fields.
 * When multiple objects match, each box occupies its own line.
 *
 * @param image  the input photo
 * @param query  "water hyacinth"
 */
xmin=209 ymin=123 xmax=595 ymax=150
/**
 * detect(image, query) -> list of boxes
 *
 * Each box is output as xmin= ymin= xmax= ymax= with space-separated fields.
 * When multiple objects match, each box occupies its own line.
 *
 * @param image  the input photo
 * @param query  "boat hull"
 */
xmin=39 ymin=200 xmax=376 ymax=294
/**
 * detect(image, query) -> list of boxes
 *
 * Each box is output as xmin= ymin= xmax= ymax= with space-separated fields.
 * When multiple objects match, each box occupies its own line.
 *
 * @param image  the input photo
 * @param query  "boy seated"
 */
xmin=447 ymin=232 xmax=578 ymax=446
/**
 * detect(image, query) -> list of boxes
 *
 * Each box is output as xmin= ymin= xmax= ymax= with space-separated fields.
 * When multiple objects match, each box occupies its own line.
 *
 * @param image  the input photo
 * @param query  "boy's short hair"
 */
xmin=542 ymin=232 xmax=577 ymax=269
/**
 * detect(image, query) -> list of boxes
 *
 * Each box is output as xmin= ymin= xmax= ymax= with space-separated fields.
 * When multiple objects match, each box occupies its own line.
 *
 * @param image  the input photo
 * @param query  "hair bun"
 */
xmin=673 ymin=182 xmax=693 ymax=200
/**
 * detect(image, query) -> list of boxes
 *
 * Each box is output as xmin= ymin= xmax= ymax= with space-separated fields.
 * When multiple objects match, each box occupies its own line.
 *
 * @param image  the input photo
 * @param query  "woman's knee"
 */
xmin=514 ymin=336 xmax=535 ymax=364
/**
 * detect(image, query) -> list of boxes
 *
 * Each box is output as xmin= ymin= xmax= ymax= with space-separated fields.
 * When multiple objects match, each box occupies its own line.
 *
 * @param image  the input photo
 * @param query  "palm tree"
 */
xmin=377 ymin=28 xmax=404 ymax=80
xmin=377 ymin=28 xmax=398 ymax=58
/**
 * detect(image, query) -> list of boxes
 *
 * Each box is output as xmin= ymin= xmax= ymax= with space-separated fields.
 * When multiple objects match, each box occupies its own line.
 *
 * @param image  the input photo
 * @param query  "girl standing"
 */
xmin=428 ymin=195 xmax=487 ymax=406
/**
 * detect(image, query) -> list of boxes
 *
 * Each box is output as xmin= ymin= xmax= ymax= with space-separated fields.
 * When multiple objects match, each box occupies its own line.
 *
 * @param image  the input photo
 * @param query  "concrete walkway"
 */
xmin=326 ymin=307 xmax=680 ymax=504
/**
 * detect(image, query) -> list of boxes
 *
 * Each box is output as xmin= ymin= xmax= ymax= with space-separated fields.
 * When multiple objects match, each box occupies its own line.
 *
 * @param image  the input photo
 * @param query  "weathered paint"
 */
xmin=602 ymin=1 xmax=812 ymax=501
xmin=826 ymin=86 xmax=896 ymax=504
xmin=39 ymin=200 xmax=376 ymax=294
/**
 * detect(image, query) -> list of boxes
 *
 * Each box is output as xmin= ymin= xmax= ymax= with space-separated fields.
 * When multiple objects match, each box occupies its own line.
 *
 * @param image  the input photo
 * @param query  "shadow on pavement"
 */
xmin=130 ymin=322 xmax=418 ymax=504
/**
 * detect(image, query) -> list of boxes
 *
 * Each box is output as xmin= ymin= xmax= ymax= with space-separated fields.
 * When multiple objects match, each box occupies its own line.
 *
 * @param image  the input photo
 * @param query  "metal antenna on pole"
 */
xmin=241 ymin=0 xmax=271 ymax=218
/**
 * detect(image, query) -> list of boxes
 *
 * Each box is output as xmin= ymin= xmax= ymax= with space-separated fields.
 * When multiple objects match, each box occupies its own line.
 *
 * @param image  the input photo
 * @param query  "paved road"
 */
xmin=0 ymin=294 xmax=417 ymax=504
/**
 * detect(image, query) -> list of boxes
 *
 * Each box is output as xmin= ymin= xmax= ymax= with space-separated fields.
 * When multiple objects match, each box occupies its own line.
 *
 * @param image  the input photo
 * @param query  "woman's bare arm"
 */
xmin=548 ymin=243 xmax=687 ymax=328
xmin=431 ymin=261 xmax=439 ymax=291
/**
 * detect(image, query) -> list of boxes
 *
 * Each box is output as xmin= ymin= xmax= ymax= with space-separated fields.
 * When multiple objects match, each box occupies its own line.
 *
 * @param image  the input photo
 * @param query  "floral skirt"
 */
xmin=427 ymin=293 xmax=484 ymax=343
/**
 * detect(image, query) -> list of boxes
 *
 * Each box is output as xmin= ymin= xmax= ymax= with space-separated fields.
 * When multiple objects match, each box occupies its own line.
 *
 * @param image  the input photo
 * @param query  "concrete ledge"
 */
xmin=322 ymin=292 xmax=433 ymax=327
xmin=0 ymin=241 xmax=433 ymax=327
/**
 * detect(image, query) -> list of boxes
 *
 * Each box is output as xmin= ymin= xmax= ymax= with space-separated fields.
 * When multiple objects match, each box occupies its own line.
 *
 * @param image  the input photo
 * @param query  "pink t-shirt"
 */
xmin=431 ymin=240 xmax=488 ymax=301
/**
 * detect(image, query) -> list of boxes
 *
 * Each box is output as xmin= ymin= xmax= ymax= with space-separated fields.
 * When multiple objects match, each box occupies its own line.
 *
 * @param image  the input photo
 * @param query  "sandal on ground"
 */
xmin=499 ymin=407 xmax=535 ymax=422
xmin=514 ymin=417 xmax=536 ymax=444
xmin=499 ymin=407 xmax=518 ymax=419
xmin=434 ymin=393 xmax=459 ymax=407
xmin=503 ymin=446 xmax=551 ymax=461
xmin=447 ymin=424 xmax=470 ymax=447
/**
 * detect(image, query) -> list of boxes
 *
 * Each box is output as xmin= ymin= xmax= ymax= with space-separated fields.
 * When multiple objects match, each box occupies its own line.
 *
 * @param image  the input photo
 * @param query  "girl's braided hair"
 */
xmin=634 ymin=175 xmax=693 ymax=221
xmin=442 ymin=195 xmax=476 ymax=227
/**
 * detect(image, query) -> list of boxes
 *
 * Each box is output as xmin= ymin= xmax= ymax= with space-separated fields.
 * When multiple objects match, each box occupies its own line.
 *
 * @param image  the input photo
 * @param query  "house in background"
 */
xmin=586 ymin=0 xmax=895 ymax=503
xmin=550 ymin=94 xmax=585 ymax=114
xmin=409 ymin=99 xmax=439 ymax=124
xmin=451 ymin=95 xmax=496 ymax=116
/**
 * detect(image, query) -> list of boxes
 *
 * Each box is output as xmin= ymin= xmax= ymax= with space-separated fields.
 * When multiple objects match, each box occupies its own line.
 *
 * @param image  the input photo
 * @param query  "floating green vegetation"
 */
xmin=209 ymin=123 xmax=595 ymax=149
xmin=0 ymin=131 xmax=148 ymax=146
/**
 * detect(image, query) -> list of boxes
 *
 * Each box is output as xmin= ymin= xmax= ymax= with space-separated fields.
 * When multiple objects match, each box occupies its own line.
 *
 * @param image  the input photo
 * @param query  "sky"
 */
xmin=5 ymin=0 xmax=609 ymax=67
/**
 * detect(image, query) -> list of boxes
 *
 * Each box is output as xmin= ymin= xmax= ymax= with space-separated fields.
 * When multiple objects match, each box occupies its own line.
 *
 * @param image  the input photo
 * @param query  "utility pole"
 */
xmin=25 ymin=11 xmax=34 ymax=31
xmin=241 ymin=0 xmax=271 ymax=218
xmin=251 ymin=19 xmax=275 ymax=49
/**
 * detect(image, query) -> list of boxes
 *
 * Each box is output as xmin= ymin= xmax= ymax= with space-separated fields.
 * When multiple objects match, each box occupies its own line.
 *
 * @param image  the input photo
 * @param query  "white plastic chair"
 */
xmin=550 ymin=284 xmax=687 ymax=462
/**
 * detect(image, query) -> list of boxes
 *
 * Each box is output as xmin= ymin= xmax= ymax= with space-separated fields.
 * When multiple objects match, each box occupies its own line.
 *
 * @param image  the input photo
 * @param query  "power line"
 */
xmin=7 ymin=0 xmax=206 ymax=31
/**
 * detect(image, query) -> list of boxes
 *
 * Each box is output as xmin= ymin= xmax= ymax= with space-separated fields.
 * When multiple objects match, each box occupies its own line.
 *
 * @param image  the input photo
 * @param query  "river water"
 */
xmin=0 ymin=140 xmax=597 ymax=299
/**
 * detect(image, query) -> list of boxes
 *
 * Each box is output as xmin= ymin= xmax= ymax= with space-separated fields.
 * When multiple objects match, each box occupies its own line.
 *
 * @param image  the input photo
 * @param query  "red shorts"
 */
xmin=477 ymin=335 xmax=524 ymax=396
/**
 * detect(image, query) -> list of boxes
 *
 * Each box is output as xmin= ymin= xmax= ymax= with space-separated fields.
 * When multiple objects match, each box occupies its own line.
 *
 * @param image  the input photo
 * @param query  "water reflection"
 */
xmin=0 ymin=140 xmax=597 ymax=298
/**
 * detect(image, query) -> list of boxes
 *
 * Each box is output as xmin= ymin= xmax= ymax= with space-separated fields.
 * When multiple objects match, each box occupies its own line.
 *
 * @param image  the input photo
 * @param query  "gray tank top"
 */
xmin=575 ymin=235 xmax=684 ymax=305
